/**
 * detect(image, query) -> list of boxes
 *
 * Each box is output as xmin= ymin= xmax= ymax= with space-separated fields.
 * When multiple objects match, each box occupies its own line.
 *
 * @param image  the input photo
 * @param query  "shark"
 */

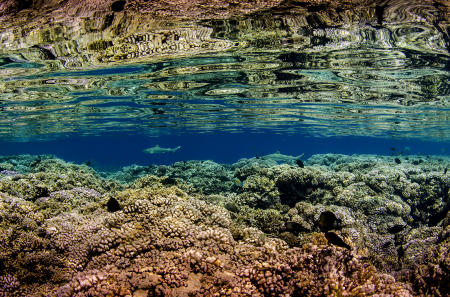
xmin=259 ymin=150 xmax=304 ymax=164
xmin=143 ymin=145 xmax=181 ymax=154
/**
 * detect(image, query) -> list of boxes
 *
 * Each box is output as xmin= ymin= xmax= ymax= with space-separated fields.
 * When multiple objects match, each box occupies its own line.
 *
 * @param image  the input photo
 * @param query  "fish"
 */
xmin=234 ymin=177 xmax=244 ymax=187
xmin=318 ymin=211 xmax=342 ymax=232
xmin=106 ymin=196 xmax=121 ymax=212
xmin=143 ymin=145 xmax=181 ymax=154
xmin=260 ymin=150 xmax=304 ymax=164
xmin=325 ymin=231 xmax=351 ymax=250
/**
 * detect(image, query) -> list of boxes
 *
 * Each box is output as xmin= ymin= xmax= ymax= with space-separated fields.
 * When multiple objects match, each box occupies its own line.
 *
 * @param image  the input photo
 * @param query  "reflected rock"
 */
xmin=0 ymin=0 xmax=447 ymax=69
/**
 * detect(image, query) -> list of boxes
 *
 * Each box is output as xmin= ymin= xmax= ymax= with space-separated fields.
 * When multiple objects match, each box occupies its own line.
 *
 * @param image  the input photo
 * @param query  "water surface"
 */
xmin=0 ymin=7 xmax=448 ymax=167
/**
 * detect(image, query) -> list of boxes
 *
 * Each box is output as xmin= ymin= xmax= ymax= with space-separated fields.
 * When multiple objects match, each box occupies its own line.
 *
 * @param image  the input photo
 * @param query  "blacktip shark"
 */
xmin=143 ymin=145 xmax=181 ymax=154
xmin=259 ymin=150 xmax=304 ymax=163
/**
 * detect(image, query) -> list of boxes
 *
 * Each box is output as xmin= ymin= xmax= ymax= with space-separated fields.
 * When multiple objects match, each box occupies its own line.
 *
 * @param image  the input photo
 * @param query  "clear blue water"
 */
xmin=0 ymin=41 xmax=449 ymax=170
xmin=0 ymin=132 xmax=447 ymax=171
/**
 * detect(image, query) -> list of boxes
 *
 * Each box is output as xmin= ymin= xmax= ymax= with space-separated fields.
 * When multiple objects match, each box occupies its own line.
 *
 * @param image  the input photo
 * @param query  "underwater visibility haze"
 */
xmin=0 ymin=0 xmax=449 ymax=296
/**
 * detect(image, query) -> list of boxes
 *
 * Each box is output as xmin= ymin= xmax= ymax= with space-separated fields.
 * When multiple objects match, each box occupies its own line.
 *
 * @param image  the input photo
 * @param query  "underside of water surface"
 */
xmin=0 ymin=0 xmax=449 ymax=296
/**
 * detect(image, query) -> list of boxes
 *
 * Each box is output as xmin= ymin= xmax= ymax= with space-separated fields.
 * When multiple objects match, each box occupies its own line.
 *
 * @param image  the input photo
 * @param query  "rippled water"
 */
xmin=1 ymin=49 xmax=448 ymax=138
xmin=0 ymin=5 xmax=449 ymax=167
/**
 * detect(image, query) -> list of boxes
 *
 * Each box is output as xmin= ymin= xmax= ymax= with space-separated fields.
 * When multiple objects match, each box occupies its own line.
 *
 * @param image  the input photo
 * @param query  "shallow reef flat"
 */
xmin=0 ymin=153 xmax=449 ymax=296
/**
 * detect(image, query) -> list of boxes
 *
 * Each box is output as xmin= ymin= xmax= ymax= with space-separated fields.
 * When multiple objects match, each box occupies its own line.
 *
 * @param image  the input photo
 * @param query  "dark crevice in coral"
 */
xmin=111 ymin=0 xmax=126 ymax=12
xmin=375 ymin=4 xmax=386 ymax=26
xmin=427 ymin=203 xmax=449 ymax=227
xmin=17 ymin=0 xmax=33 ymax=12
xmin=107 ymin=196 xmax=121 ymax=212
xmin=388 ymin=224 xmax=405 ymax=234
xmin=101 ymin=14 xmax=115 ymax=30
xmin=30 ymin=45 xmax=57 ymax=60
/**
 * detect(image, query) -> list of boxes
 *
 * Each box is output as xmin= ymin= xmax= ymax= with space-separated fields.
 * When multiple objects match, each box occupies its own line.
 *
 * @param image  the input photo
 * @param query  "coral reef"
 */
xmin=107 ymin=160 xmax=236 ymax=195
xmin=238 ymin=154 xmax=448 ymax=272
xmin=393 ymin=230 xmax=450 ymax=296
xmin=0 ymin=154 xmax=448 ymax=296
xmin=152 ymin=160 xmax=236 ymax=195
xmin=104 ymin=164 xmax=157 ymax=184
xmin=0 ymin=186 xmax=412 ymax=297
xmin=0 ymin=155 xmax=119 ymax=201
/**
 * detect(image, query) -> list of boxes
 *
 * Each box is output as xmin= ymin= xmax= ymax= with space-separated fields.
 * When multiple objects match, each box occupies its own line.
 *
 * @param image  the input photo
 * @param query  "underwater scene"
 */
xmin=0 ymin=0 xmax=449 ymax=296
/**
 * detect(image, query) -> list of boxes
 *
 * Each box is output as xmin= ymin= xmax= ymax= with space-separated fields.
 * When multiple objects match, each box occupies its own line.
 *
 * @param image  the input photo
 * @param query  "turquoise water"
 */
xmin=0 ymin=50 xmax=448 ymax=168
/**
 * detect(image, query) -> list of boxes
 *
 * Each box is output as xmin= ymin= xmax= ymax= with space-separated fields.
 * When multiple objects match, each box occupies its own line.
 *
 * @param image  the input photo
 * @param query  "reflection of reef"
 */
xmin=0 ymin=0 xmax=448 ymax=139
xmin=0 ymin=0 xmax=284 ymax=20
xmin=0 ymin=51 xmax=448 ymax=141
xmin=101 ymin=28 xmax=235 ymax=63
xmin=0 ymin=0 xmax=448 ymax=68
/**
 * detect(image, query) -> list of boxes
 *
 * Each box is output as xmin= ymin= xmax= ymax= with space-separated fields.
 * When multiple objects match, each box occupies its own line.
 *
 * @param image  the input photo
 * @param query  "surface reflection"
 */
xmin=0 ymin=49 xmax=448 ymax=140
xmin=0 ymin=0 xmax=448 ymax=141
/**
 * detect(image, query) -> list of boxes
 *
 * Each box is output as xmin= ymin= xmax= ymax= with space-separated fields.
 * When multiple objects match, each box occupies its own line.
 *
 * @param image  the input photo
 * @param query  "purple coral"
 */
xmin=0 ymin=274 xmax=19 ymax=296
xmin=0 ymin=170 xmax=20 ymax=176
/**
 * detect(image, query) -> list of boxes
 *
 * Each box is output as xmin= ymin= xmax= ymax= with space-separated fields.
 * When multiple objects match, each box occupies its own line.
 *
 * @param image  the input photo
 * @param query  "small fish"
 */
xmin=401 ymin=146 xmax=411 ymax=155
xmin=107 ymin=196 xmax=121 ymax=212
xmin=325 ymin=231 xmax=351 ymax=250
xmin=143 ymin=145 xmax=181 ymax=154
xmin=234 ymin=178 xmax=244 ymax=187
xmin=318 ymin=211 xmax=342 ymax=232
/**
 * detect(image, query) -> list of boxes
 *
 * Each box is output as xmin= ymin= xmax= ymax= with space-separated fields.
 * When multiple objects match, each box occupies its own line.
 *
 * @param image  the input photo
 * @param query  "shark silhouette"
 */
xmin=143 ymin=145 xmax=181 ymax=154
xmin=260 ymin=150 xmax=304 ymax=163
